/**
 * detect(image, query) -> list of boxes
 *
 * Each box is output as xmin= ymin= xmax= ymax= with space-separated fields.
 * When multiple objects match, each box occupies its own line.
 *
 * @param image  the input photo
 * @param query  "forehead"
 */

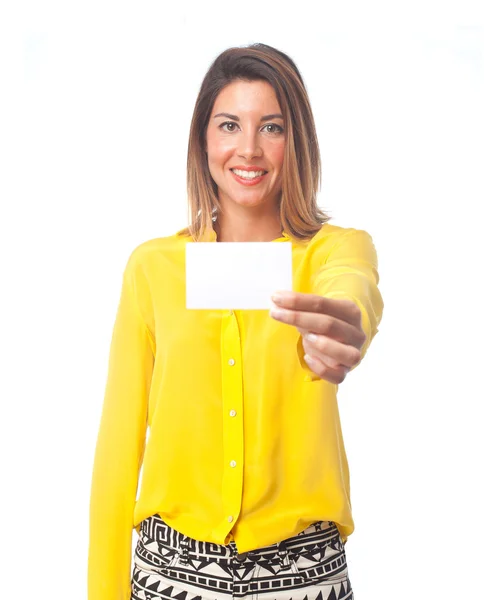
xmin=211 ymin=80 xmax=281 ymax=114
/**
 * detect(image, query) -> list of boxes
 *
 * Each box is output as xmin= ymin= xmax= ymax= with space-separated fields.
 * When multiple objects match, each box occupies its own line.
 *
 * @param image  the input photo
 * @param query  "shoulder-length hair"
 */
xmin=178 ymin=42 xmax=332 ymax=242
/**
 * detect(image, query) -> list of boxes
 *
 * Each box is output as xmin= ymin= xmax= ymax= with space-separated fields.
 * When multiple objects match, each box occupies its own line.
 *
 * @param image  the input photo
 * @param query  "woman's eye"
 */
xmin=219 ymin=121 xmax=238 ymax=132
xmin=218 ymin=122 xmax=284 ymax=134
xmin=262 ymin=123 xmax=284 ymax=134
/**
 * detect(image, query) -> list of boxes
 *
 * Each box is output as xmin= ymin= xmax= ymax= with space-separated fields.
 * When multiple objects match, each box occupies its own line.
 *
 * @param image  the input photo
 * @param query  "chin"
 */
xmin=229 ymin=196 xmax=269 ymax=207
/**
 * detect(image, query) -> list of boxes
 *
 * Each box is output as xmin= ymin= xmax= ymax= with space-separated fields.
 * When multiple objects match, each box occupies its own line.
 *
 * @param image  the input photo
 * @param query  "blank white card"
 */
xmin=186 ymin=242 xmax=293 ymax=310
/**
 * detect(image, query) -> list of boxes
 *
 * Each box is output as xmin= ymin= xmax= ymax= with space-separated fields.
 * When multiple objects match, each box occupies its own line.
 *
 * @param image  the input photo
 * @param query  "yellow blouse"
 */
xmin=88 ymin=222 xmax=384 ymax=600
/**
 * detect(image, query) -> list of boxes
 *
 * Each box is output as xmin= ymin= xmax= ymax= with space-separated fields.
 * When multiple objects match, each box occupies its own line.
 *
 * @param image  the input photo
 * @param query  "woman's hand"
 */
xmin=269 ymin=290 xmax=367 ymax=384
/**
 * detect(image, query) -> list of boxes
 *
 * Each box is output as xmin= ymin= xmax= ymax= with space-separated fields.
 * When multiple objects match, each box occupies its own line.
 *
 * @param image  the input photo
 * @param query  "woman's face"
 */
xmin=205 ymin=79 xmax=285 ymax=211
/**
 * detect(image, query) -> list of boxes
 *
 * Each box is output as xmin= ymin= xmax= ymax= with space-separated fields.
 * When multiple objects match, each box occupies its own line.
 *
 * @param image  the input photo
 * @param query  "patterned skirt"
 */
xmin=131 ymin=514 xmax=353 ymax=600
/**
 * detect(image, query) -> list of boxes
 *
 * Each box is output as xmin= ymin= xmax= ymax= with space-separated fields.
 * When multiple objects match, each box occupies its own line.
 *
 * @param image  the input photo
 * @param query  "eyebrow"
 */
xmin=213 ymin=112 xmax=283 ymax=122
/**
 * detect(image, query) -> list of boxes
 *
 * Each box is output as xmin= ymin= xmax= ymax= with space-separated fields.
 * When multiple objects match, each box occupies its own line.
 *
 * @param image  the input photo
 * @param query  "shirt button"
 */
xmin=235 ymin=552 xmax=248 ymax=562
xmin=228 ymin=358 xmax=235 ymax=366
xmin=230 ymin=460 xmax=237 ymax=468
xmin=227 ymin=515 xmax=234 ymax=523
xmin=229 ymin=409 xmax=237 ymax=417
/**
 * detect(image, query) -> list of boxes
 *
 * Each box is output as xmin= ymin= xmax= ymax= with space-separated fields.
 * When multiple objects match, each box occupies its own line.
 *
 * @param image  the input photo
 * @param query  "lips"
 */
xmin=230 ymin=166 xmax=268 ymax=173
xmin=230 ymin=169 xmax=268 ymax=186
xmin=229 ymin=168 xmax=268 ymax=175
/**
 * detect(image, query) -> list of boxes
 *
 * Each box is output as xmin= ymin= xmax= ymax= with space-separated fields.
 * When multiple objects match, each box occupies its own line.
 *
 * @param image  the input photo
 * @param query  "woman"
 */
xmin=88 ymin=43 xmax=384 ymax=600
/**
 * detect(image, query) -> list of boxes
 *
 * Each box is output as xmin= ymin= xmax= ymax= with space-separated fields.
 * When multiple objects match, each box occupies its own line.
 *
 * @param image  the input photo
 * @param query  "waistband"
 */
xmin=139 ymin=514 xmax=340 ymax=569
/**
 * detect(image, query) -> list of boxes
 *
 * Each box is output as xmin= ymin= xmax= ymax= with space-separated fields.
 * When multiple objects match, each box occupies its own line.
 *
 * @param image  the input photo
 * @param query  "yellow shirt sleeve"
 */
xmin=88 ymin=251 xmax=155 ymax=600
xmin=297 ymin=227 xmax=384 ymax=379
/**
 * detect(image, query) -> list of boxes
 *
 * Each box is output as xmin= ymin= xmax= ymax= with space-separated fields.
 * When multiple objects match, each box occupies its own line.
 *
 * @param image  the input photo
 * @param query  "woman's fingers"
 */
xmin=303 ymin=352 xmax=350 ymax=384
xmin=274 ymin=305 xmax=366 ymax=351
xmin=302 ymin=332 xmax=362 ymax=370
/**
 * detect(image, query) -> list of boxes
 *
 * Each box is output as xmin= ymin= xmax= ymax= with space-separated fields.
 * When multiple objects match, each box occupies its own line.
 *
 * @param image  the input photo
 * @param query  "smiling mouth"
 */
xmin=229 ymin=168 xmax=268 ymax=180
xmin=229 ymin=170 xmax=268 ymax=186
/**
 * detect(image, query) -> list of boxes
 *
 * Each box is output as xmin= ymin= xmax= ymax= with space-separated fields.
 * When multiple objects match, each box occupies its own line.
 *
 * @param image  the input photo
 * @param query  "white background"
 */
xmin=1 ymin=2 xmax=483 ymax=598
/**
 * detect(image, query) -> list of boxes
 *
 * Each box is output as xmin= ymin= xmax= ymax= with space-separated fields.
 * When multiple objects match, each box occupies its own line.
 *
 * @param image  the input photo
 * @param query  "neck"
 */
xmin=213 ymin=219 xmax=283 ymax=242
xmin=212 ymin=207 xmax=283 ymax=243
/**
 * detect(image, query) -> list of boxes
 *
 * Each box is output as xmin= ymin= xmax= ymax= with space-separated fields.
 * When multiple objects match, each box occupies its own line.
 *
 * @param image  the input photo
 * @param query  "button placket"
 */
xmin=218 ymin=309 xmax=244 ymax=540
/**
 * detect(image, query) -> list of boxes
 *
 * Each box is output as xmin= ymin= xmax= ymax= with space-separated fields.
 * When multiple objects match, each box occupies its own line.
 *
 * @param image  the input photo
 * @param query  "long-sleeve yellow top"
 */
xmin=88 ymin=221 xmax=384 ymax=600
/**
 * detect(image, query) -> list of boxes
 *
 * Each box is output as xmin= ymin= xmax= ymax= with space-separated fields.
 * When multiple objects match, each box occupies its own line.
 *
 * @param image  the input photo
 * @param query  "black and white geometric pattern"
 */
xmin=131 ymin=514 xmax=353 ymax=600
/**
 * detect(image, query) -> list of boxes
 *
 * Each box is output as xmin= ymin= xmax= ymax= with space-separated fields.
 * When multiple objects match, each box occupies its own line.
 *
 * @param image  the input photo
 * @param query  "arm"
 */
xmin=88 ymin=252 xmax=155 ymax=600
xmin=298 ymin=228 xmax=384 ymax=379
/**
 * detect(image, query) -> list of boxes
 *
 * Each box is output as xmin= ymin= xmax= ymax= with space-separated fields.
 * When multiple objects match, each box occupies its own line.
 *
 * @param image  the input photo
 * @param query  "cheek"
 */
xmin=208 ymin=148 xmax=232 ymax=177
xmin=206 ymin=131 xmax=235 ymax=165
xmin=269 ymin=141 xmax=285 ymax=169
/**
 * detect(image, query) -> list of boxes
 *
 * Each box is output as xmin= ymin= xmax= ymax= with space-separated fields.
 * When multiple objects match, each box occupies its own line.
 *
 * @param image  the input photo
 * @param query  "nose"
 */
xmin=237 ymin=127 xmax=262 ymax=161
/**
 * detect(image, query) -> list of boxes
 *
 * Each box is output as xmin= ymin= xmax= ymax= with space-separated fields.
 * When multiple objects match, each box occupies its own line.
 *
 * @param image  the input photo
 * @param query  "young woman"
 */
xmin=88 ymin=42 xmax=384 ymax=600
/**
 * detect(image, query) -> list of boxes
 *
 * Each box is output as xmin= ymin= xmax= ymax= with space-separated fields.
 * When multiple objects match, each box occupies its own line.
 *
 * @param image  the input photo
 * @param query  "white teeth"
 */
xmin=232 ymin=168 xmax=266 ymax=179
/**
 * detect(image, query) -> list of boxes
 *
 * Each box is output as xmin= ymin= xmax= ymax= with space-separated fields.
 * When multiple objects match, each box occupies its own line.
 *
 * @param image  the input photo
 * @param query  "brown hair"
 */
xmin=178 ymin=42 xmax=332 ymax=242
